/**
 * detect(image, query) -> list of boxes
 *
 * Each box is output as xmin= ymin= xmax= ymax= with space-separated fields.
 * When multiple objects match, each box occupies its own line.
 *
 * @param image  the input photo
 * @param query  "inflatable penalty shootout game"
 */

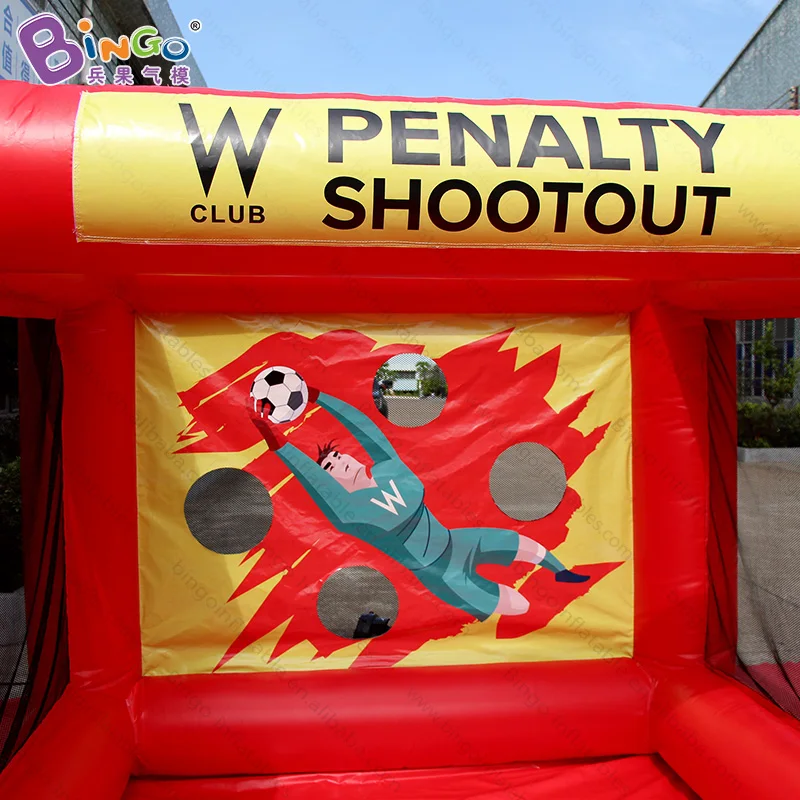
xmin=1 ymin=82 xmax=800 ymax=799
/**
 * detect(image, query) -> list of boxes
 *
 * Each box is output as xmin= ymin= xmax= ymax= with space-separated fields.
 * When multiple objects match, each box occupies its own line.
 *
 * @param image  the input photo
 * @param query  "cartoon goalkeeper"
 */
xmin=250 ymin=387 xmax=588 ymax=621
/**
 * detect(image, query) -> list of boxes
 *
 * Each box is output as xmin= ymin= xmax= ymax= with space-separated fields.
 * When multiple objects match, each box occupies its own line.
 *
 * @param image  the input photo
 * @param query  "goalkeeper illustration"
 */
xmin=249 ymin=387 xmax=588 ymax=621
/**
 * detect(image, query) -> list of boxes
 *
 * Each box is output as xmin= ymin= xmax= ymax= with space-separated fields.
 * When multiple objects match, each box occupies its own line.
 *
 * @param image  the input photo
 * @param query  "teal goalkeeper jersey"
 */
xmin=276 ymin=393 xmax=451 ymax=569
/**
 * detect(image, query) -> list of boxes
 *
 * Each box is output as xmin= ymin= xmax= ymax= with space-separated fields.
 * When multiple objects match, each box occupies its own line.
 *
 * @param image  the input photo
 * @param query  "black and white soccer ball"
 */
xmin=250 ymin=366 xmax=308 ymax=424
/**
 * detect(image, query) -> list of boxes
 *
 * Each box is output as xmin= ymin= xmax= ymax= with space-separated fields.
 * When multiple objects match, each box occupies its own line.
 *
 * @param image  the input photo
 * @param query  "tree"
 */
xmin=416 ymin=360 xmax=447 ymax=398
xmin=376 ymin=364 xmax=394 ymax=383
xmin=753 ymin=321 xmax=800 ymax=407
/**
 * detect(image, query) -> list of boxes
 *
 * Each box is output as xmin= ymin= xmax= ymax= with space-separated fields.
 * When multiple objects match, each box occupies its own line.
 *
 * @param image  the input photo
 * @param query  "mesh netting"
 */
xmin=0 ymin=320 xmax=68 ymax=772
xmin=0 ymin=589 xmax=27 ymax=761
xmin=184 ymin=467 xmax=273 ymax=555
xmin=373 ymin=354 xmax=448 ymax=428
xmin=707 ymin=319 xmax=800 ymax=720
xmin=383 ymin=396 xmax=446 ymax=427
xmin=490 ymin=442 xmax=567 ymax=521
xmin=317 ymin=566 xmax=398 ymax=639
xmin=737 ymin=453 xmax=800 ymax=717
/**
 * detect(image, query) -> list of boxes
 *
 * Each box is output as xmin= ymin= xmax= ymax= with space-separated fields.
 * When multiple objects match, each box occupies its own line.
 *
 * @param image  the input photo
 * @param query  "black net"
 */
xmin=184 ymin=467 xmax=273 ymax=555
xmin=317 ymin=566 xmax=398 ymax=639
xmin=736 ymin=452 xmax=800 ymax=717
xmin=707 ymin=318 xmax=800 ymax=720
xmin=489 ymin=442 xmax=567 ymax=521
xmin=0 ymin=319 xmax=69 ymax=772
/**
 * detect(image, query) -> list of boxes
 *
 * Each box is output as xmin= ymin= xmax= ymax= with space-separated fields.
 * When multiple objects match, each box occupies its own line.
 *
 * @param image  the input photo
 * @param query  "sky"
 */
xmin=168 ymin=0 xmax=778 ymax=105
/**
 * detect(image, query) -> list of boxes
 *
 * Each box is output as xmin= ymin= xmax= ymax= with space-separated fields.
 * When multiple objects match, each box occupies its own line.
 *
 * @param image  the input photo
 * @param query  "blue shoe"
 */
xmin=555 ymin=569 xmax=590 ymax=583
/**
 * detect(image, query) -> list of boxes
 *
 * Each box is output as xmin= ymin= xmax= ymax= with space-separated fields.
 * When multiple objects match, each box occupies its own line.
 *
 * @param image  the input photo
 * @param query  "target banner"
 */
xmin=136 ymin=314 xmax=633 ymax=675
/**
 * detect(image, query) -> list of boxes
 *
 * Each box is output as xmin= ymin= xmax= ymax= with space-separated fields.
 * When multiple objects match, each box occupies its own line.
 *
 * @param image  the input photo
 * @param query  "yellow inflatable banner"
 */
xmin=74 ymin=92 xmax=800 ymax=250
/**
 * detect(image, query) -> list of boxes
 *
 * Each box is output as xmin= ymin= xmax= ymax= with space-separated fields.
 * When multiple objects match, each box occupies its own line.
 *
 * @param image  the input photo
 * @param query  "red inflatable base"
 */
xmin=123 ymin=756 xmax=695 ymax=799
xmin=5 ymin=663 xmax=800 ymax=799
xmin=131 ymin=660 xmax=653 ymax=776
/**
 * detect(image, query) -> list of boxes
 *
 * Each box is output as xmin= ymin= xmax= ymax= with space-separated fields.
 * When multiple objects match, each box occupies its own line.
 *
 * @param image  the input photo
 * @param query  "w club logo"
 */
xmin=370 ymin=480 xmax=407 ymax=516
xmin=179 ymin=104 xmax=281 ymax=196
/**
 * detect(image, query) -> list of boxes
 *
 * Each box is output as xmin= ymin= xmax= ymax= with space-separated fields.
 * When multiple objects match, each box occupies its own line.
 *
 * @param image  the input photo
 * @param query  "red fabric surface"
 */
xmin=131 ymin=660 xmax=653 ymax=776
xmin=0 ymin=82 xmax=77 ymax=271
xmin=57 ymin=301 xmax=141 ymax=692
xmin=124 ymin=756 xmax=695 ymax=799
xmin=9 ymin=270 xmax=800 ymax=319
xmin=659 ymin=279 xmax=800 ymax=319
xmin=632 ymin=306 xmax=709 ymax=665
xmin=736 ymin=661 xmax=800 ymax=720
xmin=10 ymin=321 xmax=69 ymax=755
xmin=0 ymin=687 xmax=133 ymax=799
xmin=653 ymin=666 xmax=800 ymax=799
xmin=705 ymin=321 xmax=738 ymax=675
xmin=0 ymin=274 xmax=109 ymax=318
xmin=119 ymin=274 xmax=650 ymax=315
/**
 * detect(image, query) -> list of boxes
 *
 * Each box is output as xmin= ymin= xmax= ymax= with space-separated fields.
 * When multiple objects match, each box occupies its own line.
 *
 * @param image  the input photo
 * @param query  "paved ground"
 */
xmin=738 ymin=459 xmax=800 ymax=665
xmin=0 ymin=589 xmax=25 ymax=687
xmin=383 ymin=396 xmax=446 ymax=428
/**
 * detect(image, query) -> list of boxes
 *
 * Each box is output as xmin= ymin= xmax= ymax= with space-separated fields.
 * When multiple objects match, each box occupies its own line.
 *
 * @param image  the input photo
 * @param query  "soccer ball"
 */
xmin=250 ymin=366 xmax=308 ymax=424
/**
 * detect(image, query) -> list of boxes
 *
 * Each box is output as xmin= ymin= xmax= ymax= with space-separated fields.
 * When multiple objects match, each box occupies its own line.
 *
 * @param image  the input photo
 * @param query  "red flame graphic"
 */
xmin=176 ymin=328 xmax=621 ymax=669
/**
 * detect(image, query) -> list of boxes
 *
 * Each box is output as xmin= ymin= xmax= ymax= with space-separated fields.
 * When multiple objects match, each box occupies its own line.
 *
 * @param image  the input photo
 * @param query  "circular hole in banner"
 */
xmin=490 ymin=443 xmax=567 ymax=521
xmin=373 ymin=354 xmax=448 ymax=427
xmin=184 ymin=468 xmax=273 ymax=554
xmin=317 ymin=566 xmax=398 ymax=639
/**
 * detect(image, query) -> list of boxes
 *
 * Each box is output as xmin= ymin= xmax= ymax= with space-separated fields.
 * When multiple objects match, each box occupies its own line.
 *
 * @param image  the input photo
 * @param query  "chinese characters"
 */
xmin=85 ymin=63 xmax=192 ymax=87
xmin=2 ymin=2 xmax=36 ymax=82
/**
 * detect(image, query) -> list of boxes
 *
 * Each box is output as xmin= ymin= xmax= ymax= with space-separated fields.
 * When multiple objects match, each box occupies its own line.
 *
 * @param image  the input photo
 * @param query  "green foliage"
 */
xmin=0 ymin=413 xmax=19 ymax=463
xmin=375 ymin=364 xmax=393 ymax=383
xmin=753 ymin=321 xmax=800 ymax=407
xmin=738 ymin=402 xmax=800 ymax=448
xmin=416 ymin=360 xmax=448 ymax=398
xmin=0 ymin=456 xmax=23 ymax=591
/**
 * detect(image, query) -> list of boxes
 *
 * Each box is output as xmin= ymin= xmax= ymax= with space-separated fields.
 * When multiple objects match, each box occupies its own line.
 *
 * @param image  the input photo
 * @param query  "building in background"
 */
xmin=736 ymin=318 xmax=796 ymax=402
xmin=1 ymin=1 xmax=40 ymax=82
xmin=380 ymin=354 xmax=448 ymax=397
xmin=2 ymin=0 xmax=204 ymax=87
xmin=381 ymin=354 xmax=427 ymax=395
xmin=702 ymin=0 xmax=798 ymax=111
xmin=702 ymin=0 xmax=800 ymax=404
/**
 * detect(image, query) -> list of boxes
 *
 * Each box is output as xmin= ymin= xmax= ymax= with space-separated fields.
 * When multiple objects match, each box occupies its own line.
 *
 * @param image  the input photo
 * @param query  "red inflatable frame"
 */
xmin=0 ymin=82 xmax=799 ymax=799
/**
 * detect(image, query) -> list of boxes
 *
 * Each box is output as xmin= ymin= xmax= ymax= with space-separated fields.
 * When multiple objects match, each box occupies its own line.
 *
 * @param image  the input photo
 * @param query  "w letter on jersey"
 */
xmin=370 ymin=480 xmax=407 ymax=516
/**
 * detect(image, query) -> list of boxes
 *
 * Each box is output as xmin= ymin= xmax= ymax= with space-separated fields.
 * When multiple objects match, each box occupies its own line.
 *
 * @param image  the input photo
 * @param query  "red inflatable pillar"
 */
xmin=632 ymin=304 xmax=709 ymax=666
xmin=57 ymin=299 xmax=141 ymax=692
